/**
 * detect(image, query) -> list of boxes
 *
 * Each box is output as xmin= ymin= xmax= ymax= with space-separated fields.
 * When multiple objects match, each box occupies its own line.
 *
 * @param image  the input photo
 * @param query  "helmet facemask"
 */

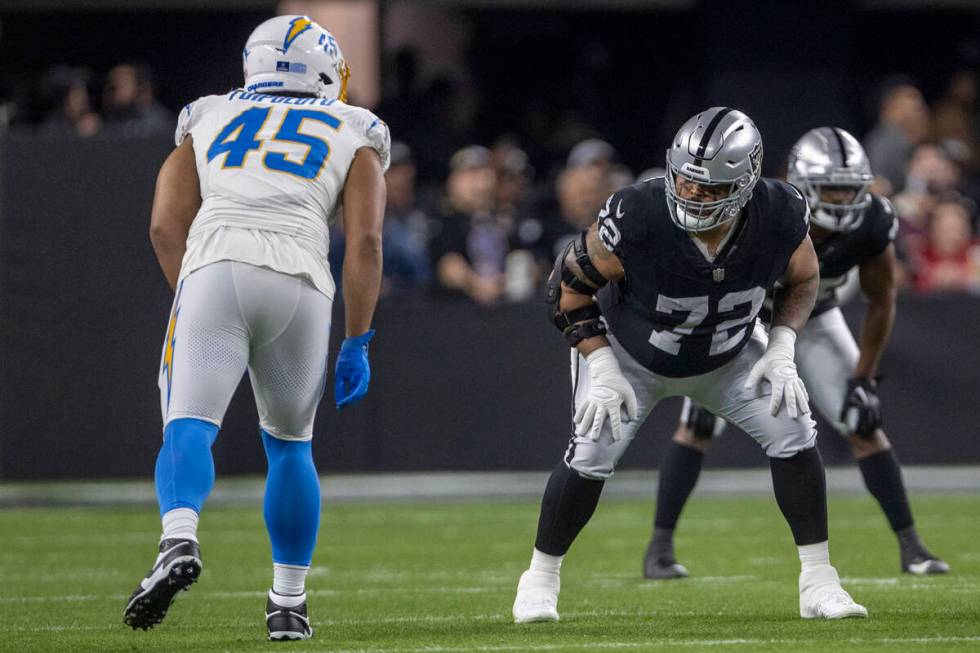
xmin=799 ymin=176 xmax=872 ymax=232
xmin=664 ymin=154 xmax=761 ymax=233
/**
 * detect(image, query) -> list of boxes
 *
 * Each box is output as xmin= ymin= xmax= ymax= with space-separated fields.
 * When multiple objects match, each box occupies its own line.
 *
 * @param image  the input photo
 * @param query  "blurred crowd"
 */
xmin=9 ymin=62 xmax=980 ymax=301
xmin=30 ymin=63 xmax=173 ymax=138
xmin=336 ymin=70 xmax=980 ymax=303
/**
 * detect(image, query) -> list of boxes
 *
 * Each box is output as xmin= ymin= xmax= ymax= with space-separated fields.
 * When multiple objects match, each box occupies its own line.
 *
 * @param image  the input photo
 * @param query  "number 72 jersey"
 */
xmin=175 ymin=90 xmax=390 ymax=299
xmin=596 ymin=177 xmax=809 ymax=378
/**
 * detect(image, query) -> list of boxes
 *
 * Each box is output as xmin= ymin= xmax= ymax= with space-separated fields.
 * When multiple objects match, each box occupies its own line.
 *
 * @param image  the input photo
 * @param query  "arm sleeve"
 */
xmin=596 ymin=186 xmax=645 ymax=262
xmin=779 ymin=181 xmax=811 ymax=248
xmin=866 ymin=196 xmax=899 ymax=258
xmin=174 ymin=101 xmax=196 ymax=147
xmin=351 ymin=109 xmax=391 ymax=172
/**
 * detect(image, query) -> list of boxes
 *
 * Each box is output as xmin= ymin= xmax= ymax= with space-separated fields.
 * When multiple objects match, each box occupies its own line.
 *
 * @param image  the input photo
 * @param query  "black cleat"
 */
xmin=123 ymin=538 xmax=202 ymax=630
xmin=266 ymin=592 xmax=313 ymax=641
xmin=643 ymin=538 xmax=689 ymax=580
xmin=898 ymin=526 xmax=950 ymax=576
xmin=902 ymin=549 xmax=951 ymax=576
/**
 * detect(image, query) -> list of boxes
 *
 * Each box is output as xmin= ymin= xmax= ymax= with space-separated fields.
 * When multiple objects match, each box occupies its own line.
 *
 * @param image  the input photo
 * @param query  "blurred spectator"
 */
xmin=491 ymin=137 xmax=534 ymax=222
xmin=864 ymin=79 xmax=931 ymax=195
xmin=893 ymin=144 xmax=962 ymax=233
xmin=545 ymin=157 xmax=613 ymax=255
xmin=329 ymin=142 xmax=432 ymax=295
xmin=566 ymin=138 xmax=616 ymax=170
xmin=933 ymin=70 xmax=978 ymax=171
xmin=37 ymin=66 xmax=100 ymax=138
xmin=102 ymin=63 xmax=173 ymax=136
xmin=908 ymin=197 xmax=980 ymax=293
xmin=429 ymin=145 xmax=509 ymax=305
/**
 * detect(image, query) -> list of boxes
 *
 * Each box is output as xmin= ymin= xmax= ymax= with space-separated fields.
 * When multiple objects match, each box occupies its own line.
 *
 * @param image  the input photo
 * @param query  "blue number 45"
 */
xmin=207 ymin=106 xmax=342 ymax=180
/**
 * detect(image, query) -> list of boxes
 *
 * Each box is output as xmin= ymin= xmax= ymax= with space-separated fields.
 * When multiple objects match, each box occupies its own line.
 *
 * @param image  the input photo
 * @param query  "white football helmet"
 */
xmin=242 ymin=15 xmax=350 ymax=101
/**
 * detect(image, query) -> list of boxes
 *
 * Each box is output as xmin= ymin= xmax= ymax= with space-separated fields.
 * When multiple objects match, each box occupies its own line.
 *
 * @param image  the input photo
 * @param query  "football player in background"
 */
xmin=643 ymin=128 xmax=949 ymax=581
xmin=123 ymin=16 xmax=389 ymax=641
xmin=513 ymin=108 xmax=867 ymax=624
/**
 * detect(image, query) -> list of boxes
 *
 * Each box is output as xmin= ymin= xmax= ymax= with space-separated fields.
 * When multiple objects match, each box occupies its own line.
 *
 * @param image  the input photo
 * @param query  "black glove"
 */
xmin=841 ymin=376 xmax=882 ymax=438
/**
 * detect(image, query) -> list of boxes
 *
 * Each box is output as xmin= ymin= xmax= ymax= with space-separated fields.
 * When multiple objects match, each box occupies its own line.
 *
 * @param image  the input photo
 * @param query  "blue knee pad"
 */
xmin=155 ymin=418 xmax=219 ymax=517
xmin=262 ymin=431 xmax=321 ymax=566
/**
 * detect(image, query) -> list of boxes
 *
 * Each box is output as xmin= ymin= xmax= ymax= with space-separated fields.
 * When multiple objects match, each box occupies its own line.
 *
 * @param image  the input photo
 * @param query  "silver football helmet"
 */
xmin=786 ymin=127 xmax=872 ymax=232
xmin=665 ymin=107 xmax=763 ymax=232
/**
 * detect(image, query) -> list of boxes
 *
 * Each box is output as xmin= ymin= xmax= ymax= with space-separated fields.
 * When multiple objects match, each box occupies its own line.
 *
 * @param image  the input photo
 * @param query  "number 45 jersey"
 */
xmin=175 ymin=90 xmax=391 ymax=300
xmin=596 ymin=176 xmax=809 ymax=378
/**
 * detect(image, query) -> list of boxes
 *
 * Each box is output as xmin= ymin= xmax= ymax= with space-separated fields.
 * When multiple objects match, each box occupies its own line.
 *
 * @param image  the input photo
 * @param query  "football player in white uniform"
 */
xmin=123 ymin=16 xmax=390 ymax=641
xmin=642 ymin=128 xmax=948 ymax=581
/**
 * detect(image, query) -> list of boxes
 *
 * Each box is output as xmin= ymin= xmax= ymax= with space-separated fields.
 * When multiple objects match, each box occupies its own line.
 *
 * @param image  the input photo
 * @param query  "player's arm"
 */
xmin=547 ymin=222 xmax=636 ymax=441
xmin=771 ymin=234 xmax=819 ymax=334
xmin=746 ymin=234 xmax=818 ymax=418
xmin=149 ymin=137 xmax=201 ymax=290
xmin=340 ymin=147 xmax=386 ymax=338
xmin=557 ymin=223 xmax=625 ymax=356
xmin=855 ymin=243 xmax=897 ymax=378
xmin=333 ymin=146 xmax=386 ymax=411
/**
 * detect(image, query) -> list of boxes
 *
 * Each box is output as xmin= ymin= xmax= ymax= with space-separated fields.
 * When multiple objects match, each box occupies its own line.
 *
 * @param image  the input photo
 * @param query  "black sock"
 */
xmin=534 ymin=460 xmax=604 ymax=556
xmin=653 ymin=441 xmax=704 ymax=531
xmin=857 ymin=449 xmax=914 ymax=533
xmin=770 ymin=447 xmax=828 ymax=545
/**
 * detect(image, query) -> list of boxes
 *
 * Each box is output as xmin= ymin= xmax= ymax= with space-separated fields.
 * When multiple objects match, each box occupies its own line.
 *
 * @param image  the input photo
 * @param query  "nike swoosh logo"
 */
xmin=615 ymin=200 xmax=625 ymax=219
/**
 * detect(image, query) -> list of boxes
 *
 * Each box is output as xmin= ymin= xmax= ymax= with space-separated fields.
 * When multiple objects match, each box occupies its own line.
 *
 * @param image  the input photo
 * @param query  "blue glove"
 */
xmin=335 ymin=329 xmax=375 ymax=410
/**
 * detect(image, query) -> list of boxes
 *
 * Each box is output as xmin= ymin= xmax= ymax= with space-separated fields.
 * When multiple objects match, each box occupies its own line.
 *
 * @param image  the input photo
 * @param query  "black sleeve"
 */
xmin=864 ymin=195 xmax=898 ymax=259
xmin=767 ymin=180 xmax=811 ymax=284
xmin=596 ymin=183 xmax=650 ymax=263
xmin=775 ymin=181 xmax=811 ymax=249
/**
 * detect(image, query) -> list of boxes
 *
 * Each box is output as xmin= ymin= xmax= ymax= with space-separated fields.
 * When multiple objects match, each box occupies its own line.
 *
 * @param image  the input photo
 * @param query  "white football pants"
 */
xmin=679 ymin=308 xmax=861 ymax=439
xmin=158 ymin=261 xmax=332 ymax=441
xmin=565 ymin=322 xmax=818 ymax=480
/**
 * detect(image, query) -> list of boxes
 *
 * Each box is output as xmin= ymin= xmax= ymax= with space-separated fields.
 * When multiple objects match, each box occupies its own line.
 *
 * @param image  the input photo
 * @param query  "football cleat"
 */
xmin=266 ymin=592 xmax=313 ymax=640
xmin=903 ymin=553 xmax=951 ymax=576
xmin=123 ymin=538 xmax=202 ymax=630
xmin=642 ymin=541 xmax=689 ymax=580
xmin=512 ymin=569 xmax=560 ymax=624
xmin=799 ymin=565 xmax=868 ymax=620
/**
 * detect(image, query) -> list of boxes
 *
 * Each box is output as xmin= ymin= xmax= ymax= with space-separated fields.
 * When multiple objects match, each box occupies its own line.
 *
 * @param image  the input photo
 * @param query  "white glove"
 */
xmin=743 ymin=326 xmax=810 ymax=419
xmin=573 ymin=347 xmax=639 ymax=441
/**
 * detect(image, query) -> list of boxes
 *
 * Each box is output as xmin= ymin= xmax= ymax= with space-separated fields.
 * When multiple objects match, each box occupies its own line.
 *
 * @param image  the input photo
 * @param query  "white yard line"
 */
xmin=2 ymin=466 xmax=978 ymax=507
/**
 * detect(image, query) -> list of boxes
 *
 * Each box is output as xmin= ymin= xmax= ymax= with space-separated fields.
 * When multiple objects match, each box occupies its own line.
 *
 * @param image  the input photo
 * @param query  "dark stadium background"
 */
xmin=0 ymin=0 xmax=978 ymax=480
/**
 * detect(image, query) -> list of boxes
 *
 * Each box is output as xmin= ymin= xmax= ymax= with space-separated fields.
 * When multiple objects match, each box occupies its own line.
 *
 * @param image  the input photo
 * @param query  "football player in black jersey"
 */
xmin=512 ymin=109 xmax=867 ymax=623
xmin=642 ymin=127 xmax=949 ymax=581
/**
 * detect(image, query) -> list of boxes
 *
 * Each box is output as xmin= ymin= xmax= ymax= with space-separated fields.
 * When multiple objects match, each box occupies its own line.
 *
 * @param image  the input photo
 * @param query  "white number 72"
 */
xmin=648 ymin=288 xmax=766 ymax=356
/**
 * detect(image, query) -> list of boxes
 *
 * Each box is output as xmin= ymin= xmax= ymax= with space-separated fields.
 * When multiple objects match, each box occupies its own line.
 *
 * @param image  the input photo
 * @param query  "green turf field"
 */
xmin=1 ymin=494 xmax=978 ymax=653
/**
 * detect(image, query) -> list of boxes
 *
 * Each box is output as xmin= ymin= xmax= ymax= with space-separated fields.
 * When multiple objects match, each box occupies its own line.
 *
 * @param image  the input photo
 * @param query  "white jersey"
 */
xmin=175 ymin=89 xmax=390 ymax=299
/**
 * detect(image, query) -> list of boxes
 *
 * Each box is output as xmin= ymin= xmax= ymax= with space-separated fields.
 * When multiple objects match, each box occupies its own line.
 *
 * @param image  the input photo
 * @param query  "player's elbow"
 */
xmin=149 ymin=217 xmax=185 ymax=251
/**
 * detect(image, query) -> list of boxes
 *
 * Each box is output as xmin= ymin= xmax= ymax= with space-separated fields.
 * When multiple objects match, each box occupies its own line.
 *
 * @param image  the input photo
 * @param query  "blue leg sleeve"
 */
xmin=155 ymin=418 xmax=219 ymax=517
xmin=262 ymin=431 xmax=321 ymax=566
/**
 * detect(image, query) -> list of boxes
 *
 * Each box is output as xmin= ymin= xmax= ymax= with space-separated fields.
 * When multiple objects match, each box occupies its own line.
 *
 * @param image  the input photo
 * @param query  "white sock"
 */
xmin=529 ymin=548 xmax=563 ymax=575
xmin=161 ymin=508 xmax=199 ymax=543
xmin=798 ymin=541 xmax=830 ymax=572
xmin=273 ymin=563 xmax=309 ymax=598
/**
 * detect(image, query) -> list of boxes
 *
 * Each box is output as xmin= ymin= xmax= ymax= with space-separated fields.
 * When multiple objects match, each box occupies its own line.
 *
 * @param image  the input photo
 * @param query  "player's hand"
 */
xmin=573 ymin=346 xmax=639 ymax=442
xmin=744 ymin=326 xmax=810 ymax=419
xmin=841 ymin=376 xmax=882 ymax=437
xmin=335 ymin=329 xmax=376 ymax=410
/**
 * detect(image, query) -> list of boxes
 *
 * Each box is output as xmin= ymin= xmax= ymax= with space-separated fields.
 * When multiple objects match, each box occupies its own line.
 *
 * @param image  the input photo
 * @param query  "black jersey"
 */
xmin=810 ymin=195 xmax=897 ymax=316
xmin=595 ymin=177 xmax=809 ymax=378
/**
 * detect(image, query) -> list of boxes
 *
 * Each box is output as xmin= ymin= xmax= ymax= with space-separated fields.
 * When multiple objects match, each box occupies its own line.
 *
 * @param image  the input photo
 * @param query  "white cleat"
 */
xmin=512 ymin=569 xmax=560 ymax=623
xmin=799 ymin=565 xmax=868 ymax=620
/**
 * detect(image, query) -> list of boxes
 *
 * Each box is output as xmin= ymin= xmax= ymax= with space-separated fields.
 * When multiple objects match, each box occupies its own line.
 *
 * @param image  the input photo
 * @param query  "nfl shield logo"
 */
xmin=713 ymin=268 xmax=725 ymax=282
xmin=276 ymin=61 xmax=290 ymax=72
